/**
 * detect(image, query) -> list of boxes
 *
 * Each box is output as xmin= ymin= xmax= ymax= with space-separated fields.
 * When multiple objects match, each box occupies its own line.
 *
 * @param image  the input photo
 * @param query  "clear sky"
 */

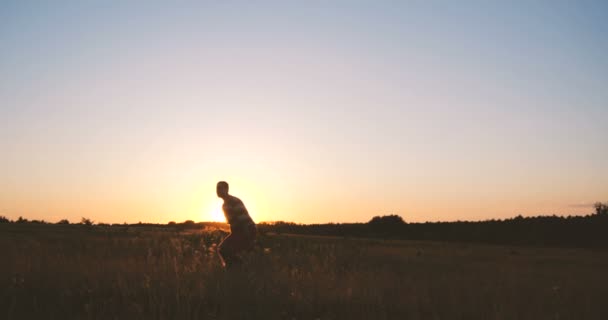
xmin=1 ymin=1 xmax=607 ymax=224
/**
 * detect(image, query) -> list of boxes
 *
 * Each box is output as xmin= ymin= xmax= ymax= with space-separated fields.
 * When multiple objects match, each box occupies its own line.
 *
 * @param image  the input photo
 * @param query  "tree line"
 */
xmin=2 ymin=202 xmax=606 ymax=247
xmin=258 ymin=203 xmax=608 ymax=248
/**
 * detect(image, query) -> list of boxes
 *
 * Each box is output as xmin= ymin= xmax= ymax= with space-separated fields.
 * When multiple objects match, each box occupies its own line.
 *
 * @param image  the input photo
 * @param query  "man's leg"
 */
xmin=218 ymin=226 xmax=257 ymax=268
xmin=217 ymin=233 xmax=237 ymax=268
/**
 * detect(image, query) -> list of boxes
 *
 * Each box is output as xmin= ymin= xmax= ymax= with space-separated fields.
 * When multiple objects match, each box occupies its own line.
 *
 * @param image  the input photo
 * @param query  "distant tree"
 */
xmin=175 ymin=220 xmax=197 ymax=231
xmin=594 ymin=202 xmax=608 ymax=216
xmin=168 ymin=221 xmax=176 ymax=226
xmin=57 ymin=219 xmax=70 ymax=225
xmin=368 ymin=214 xmax=405 ymax=225
xmin=16 ymin=216 xmax=28 ymax=223
xmin=0 ymin=216 xmax=9 ymax=223
xmin=81 ymin=217 xmax=94 ymax=226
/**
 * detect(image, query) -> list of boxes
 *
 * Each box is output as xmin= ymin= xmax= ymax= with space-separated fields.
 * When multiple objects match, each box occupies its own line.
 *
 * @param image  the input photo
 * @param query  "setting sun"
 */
xmin=206 ymin=201 xmax=225 ymax=223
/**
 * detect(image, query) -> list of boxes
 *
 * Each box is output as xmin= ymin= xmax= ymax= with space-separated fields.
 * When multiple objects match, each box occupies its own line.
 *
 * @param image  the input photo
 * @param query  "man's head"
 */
xmin=216 ymin=181 xmax=229 ymax=199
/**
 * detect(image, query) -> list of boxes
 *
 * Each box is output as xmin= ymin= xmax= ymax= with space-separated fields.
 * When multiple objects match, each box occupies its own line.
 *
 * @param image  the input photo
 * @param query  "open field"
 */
xmin=2 ymin=223 xmax=607 ymax=319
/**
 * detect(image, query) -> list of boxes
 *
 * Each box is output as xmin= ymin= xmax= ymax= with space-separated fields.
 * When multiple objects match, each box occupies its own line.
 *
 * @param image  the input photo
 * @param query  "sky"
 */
xmin=1 ymin=1 xmax=607 ymax=224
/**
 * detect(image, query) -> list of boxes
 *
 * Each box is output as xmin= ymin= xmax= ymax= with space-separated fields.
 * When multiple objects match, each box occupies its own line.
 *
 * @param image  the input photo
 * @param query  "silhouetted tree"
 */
xmin=367 ymin=215 xmax=406 ymax=238
xmin=57 ymin=219 xmax=70 ymax=225
xmin=81 ymin=217 xmax=94 ymax=226
xmin=16 ymin=216 xmax=28 ymax=223
xmin=368 ymin=214 xmax=405 ymax=225
xmin=0 ymin=216 xmax=9 ymax=223
xmin=594 ymin=202 xmax=608 ymax=216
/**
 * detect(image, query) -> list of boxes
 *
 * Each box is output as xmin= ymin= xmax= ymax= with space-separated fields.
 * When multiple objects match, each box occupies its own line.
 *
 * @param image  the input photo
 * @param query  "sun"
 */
xmin=207 ymin=202 xmax=226 ymax=222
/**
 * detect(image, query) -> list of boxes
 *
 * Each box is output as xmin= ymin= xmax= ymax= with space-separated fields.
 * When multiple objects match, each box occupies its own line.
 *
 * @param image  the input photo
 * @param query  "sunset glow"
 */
xmin=1 ymin=1 xmax=607 ymax=224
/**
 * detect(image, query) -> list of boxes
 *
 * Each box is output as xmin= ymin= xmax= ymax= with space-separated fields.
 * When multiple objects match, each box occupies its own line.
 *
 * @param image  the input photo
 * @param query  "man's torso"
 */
xmin=222 ymin=195 xmax=255 ymax=229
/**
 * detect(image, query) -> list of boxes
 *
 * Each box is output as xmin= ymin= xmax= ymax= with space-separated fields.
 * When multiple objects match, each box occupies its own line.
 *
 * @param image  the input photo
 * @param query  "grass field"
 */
xmin=1 ymin=223 xmax=607 ymax=319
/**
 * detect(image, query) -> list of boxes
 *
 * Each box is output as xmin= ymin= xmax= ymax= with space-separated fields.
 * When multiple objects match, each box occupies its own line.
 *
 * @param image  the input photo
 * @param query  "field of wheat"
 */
xmin=1 ymin=223 xmax=607 ymax=319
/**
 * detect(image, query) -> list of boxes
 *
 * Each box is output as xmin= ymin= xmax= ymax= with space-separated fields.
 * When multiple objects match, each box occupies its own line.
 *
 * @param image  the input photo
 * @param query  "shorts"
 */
xmin=218 ymin=223 xmax=257 ymax=255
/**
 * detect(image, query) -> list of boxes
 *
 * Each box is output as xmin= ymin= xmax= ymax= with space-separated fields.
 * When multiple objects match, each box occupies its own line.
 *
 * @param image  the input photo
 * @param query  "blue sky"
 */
xmin=1 ymin=1 xmax=607 ymax=223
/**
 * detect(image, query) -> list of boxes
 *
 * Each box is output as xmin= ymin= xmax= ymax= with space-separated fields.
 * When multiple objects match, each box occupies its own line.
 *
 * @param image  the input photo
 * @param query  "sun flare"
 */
xmin=208 ymin=203 xmax=225 ymax=223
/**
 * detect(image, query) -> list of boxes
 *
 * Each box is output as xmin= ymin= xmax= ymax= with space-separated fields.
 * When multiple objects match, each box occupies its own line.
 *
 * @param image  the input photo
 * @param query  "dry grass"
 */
xmin=1 ymin=224 xmax=607 ymax=319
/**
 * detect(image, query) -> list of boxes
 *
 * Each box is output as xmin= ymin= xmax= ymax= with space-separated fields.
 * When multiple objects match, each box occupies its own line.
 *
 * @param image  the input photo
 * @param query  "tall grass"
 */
xmin=1 ymin=224 xmax=607 ymax=319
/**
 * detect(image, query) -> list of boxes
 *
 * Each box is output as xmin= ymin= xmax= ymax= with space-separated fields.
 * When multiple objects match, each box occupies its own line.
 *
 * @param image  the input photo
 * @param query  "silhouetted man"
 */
xmin=216 ymin=181 xmax=257 ymax=268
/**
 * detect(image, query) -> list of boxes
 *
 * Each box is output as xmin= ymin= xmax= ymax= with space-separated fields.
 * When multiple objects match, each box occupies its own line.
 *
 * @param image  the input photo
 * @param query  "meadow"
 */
xmin=1 ymin=223 xmax=607 ymax=320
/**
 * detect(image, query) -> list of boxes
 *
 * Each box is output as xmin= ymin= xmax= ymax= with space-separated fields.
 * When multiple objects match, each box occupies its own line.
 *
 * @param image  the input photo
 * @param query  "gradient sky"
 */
xmin=1 ymin=1 xmax=607 ymax=224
